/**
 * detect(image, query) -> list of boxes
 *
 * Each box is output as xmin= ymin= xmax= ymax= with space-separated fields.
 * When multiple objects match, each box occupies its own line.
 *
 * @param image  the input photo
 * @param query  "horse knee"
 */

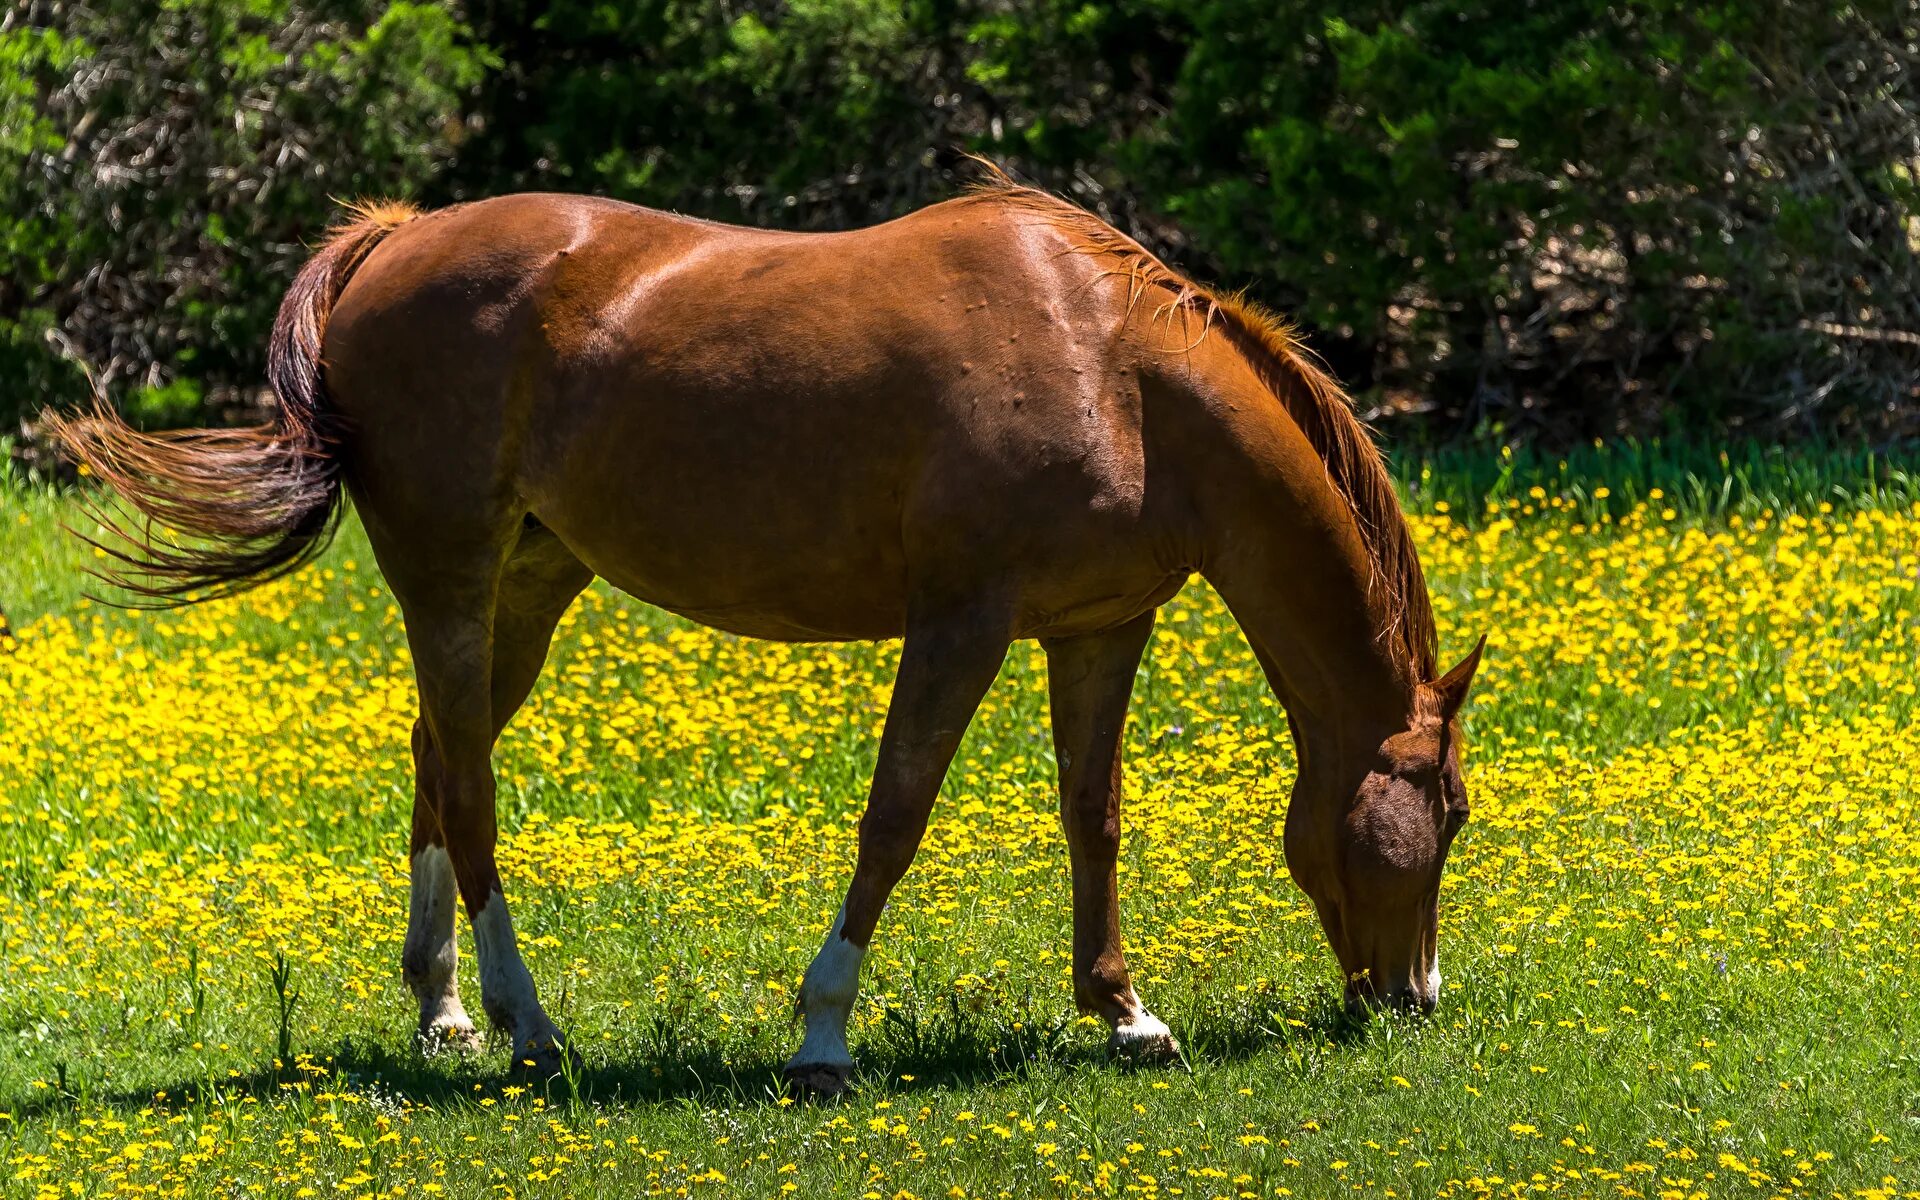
xmin=1062 ymin=790 xmax=1121 ymax=855
xmin=855 ymin=816 xmax=924 ymax=880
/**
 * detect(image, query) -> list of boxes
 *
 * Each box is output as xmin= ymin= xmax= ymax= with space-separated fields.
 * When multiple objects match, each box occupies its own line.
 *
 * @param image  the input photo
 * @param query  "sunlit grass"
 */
xmin=0 ymin=446 xmax=1915 ymax=1198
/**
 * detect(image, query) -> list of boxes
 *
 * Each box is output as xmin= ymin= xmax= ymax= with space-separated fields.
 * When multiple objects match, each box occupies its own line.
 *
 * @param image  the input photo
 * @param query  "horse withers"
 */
xmin=55 ymin=172 xmax=1483 ymax=1095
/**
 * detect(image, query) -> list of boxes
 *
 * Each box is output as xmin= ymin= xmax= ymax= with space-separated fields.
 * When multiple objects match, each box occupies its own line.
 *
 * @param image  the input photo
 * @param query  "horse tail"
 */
xmin=50 ymin=200 xmax=419 ymax=605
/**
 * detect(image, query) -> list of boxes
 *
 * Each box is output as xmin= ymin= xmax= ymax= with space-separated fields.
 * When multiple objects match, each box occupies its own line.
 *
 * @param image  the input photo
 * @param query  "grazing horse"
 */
xmin=55 ymin=171 xmax=1483 ymax=1095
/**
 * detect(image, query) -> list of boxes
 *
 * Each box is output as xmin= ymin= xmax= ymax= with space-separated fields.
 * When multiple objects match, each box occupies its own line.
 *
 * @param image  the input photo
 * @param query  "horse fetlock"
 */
xmin=401 ymin=933 xmax=460 ymax=1004
xmin=789 ymin=1003 xmax=853 ymax=1059
xmin=786 ymin=983 xmax=856 ymax=1097
xmin=405 ymin=949 xmax=475 ymax=1056
xmin=798 ymin=955 xmax=861 ymax=1017
xmin=479 ymin=993 xmax=518 ymax=1034
xmin=796 ymin=913 xmax=864 ymax=1023
xmin=1107 ymin=994 xmax=1180 ymax=1063
xmin=1074 ymin=970 xmax=1135 ymax=1019
xmin=787 ymin=919 xmax=865 ymax=1090
xmin=403 ymin=846 xmax=461 ymax=991
xmin=473 ymin=889 xmax=549 ymax=1035
xmin=401 ymin=947 xmax=454 ymax=994
xmin=789 ymin=976 xmax=857 ymax=1073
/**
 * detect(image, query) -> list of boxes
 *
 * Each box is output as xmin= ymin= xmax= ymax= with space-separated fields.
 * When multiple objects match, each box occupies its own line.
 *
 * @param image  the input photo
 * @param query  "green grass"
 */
xmin=1396 ymin=437 xmax=1920 ymax=519
xmin=0 ymin=442 xmax=1915 ymax=1199
xmin=0 ymin=449 xmax=96 ymax=630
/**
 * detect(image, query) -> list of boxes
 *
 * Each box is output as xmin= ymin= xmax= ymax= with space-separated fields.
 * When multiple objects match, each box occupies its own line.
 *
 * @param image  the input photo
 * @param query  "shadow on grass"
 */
xmin=13 ymin=990 xmax=1398 ymax=1119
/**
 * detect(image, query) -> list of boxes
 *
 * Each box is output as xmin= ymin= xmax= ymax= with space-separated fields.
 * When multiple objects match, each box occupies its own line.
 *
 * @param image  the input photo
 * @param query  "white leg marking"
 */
xmin=402 ymin=847 xmax=478 ymax=1051
xmin=1108 ymin=988 xmax=1179 ymax=1059
xmin=472 ymin=888 xmax=563 ymax=1066
xmin=1427 ymin=954 xmax=1443 ymax=1000
xmin=787 ymin=907 xmax=866 ymax=1077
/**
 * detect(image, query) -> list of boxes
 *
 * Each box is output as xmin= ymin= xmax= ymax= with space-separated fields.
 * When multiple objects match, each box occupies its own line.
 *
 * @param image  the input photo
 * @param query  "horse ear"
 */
xmin=1429 ymin=634 xmax=1486 ymax=721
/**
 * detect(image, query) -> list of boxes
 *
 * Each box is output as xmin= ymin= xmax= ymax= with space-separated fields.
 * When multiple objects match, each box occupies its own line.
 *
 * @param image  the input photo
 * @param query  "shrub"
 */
xmin=979 ymin=0 xmax=1920 ymax=440
xmin=5 ymin=0 xmax=1914 ymax=450
xmin=1 ymin=0 xmax=490 ymax=437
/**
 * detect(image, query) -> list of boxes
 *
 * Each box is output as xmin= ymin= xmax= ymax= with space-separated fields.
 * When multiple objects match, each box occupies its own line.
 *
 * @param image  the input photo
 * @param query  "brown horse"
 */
xmin=54 ymin=171 xmax=1483 ymax=1094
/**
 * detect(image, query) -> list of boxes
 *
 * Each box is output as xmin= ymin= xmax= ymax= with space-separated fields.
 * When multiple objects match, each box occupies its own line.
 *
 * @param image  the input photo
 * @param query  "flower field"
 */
xmin=1 ymin=463 xmax=1916 ymax=1199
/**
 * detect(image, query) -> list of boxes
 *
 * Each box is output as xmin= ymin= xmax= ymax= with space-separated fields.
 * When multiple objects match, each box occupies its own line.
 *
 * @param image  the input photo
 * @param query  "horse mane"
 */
xmin=965 ymin=167 xmax=1438 ymax=680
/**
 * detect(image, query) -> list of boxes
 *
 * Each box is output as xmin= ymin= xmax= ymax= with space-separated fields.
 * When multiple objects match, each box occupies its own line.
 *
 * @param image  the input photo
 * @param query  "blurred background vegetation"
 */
xmin=4 ymin=0 xmax=1917 ymax=462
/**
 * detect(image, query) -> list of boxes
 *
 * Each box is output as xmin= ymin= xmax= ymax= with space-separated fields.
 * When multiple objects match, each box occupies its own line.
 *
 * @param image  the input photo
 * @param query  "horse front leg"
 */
xmin=786 ymin=613 xmax=1010 ymax=1097
xmin=1043 ymin=611 xmax=1178 ymax=1060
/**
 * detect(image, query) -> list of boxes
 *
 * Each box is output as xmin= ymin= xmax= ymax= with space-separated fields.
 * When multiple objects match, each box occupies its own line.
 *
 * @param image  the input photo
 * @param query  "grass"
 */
xmin=1397 ymin=438 xmax=1919 ymax=520
xmin=0 ymin=442 xmax=1916 ymax=1199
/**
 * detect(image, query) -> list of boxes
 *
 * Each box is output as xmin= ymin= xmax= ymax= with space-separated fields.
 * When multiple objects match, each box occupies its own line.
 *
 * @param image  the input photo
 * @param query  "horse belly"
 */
xmin=528 ymin=400 xmax=915 ymax=642
xmin=531 ymin=413 xmax=1184 ymax=645
xmin=576 ymin=531 xmax=910 ymax=644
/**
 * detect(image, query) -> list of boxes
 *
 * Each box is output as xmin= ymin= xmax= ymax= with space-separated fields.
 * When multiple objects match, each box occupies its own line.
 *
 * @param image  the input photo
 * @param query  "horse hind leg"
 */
xmin=390 ymin=516 xmax=592 ymax=1069
xmin=405 ymin=718 xmax=482 ymax=1053
xmin=473 ymin=524 xmax=593 ymax=1062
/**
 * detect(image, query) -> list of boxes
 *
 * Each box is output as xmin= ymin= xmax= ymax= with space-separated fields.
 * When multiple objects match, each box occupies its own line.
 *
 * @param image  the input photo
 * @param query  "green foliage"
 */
xmin=2 ymin=0 xmax=490 ymax=432
xmin=455 ymin=0 xmax=965 ymax=223
xmin=1110 ymin=0 xmax=1919 ymax=439
xmin=5 ymin=0 xmax=1915 ymax=449
xmin=126 ymin=378 xmax=206 ymax=430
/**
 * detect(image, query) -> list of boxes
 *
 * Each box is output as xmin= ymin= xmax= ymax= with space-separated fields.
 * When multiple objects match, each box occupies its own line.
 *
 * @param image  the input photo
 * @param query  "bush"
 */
xmin=1 ymin=0 xmax=490 ymax=437
xmin=5 ymin=0 xmax=1915 ymax=451
xmin=467 ymin=0 xmax=1918 ymax=441
xmin=976 ymin=0 xmax=1920 ymax=440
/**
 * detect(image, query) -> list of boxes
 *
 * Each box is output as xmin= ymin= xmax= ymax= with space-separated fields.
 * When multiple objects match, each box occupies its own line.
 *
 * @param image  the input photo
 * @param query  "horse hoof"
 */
xmin=1109 ymin=1014 xmax=1181 ymax=1064
xmin=783 ymin=1062 xmax=853 ymax=1100
xmin=419 ymin=1017 xmax=484 ymax=1057
xmin=511 ymin=1030 xmax=577 ymax=1079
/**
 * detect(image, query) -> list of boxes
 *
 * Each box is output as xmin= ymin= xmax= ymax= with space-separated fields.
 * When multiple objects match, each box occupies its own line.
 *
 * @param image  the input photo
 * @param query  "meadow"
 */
xmin=1 ymin=444 xmax=1916 ymax=1199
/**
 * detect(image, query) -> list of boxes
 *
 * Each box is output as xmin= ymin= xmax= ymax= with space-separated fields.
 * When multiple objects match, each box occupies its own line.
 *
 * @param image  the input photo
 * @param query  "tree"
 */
xmin=2 ymin=0 xmax=490 ymax=437
xmin=1118 ymin=0 xmax=1920 ymax=438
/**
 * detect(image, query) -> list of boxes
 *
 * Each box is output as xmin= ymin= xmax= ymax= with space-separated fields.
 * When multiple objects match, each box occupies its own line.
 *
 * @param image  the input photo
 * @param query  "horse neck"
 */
xmin=1173 ymin=353 xmax=1422 ymax=751
xmin=1209 ymin=531 xmax=1417 ymax=757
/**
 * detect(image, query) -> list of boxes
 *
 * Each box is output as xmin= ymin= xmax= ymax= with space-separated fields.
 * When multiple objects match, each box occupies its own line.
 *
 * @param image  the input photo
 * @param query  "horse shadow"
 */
xmin=17 ymin=991 xmax=1392 ymax=1118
